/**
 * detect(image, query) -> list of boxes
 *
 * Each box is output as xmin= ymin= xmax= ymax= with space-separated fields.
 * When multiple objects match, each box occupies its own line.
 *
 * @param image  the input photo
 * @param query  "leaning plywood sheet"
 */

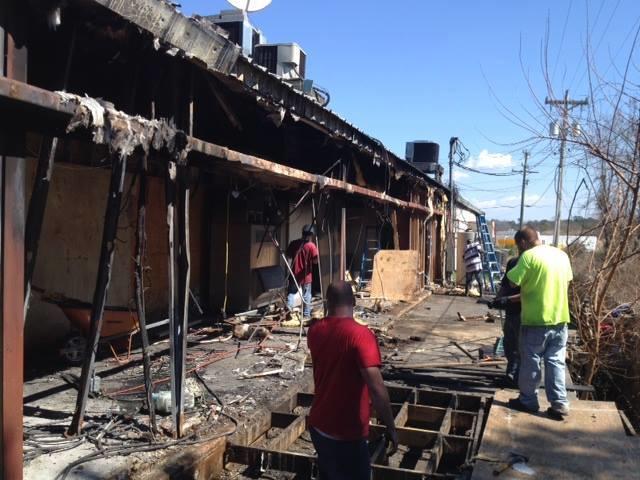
xmin=472 ymin=389 xmax=640 ymax=479
xmin=370 ymin=250 xmax=418 ymax=301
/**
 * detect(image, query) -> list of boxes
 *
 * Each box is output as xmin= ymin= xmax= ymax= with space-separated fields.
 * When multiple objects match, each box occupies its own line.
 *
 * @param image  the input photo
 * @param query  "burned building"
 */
xmin=0 ymin=0 xmax=469 ymax=477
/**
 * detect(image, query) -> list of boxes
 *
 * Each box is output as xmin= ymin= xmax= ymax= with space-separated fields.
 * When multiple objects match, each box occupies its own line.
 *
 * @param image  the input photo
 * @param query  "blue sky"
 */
xmin=180 ymin=0 xmax=639 ymax=221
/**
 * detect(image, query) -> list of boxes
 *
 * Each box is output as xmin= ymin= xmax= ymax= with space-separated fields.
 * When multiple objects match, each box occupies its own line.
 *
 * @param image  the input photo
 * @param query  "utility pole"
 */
xmin=519 ymin=151 xmax=529 ymax=230
xmin=545 ymin=90 xmax=588 ymax=246
xmin=447 ymin=137 xmax=457 ymax=282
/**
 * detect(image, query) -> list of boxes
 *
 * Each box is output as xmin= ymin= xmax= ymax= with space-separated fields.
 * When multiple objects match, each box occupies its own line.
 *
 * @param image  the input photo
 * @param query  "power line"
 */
xmin=545 ymin=89 xmax=589 ymax=246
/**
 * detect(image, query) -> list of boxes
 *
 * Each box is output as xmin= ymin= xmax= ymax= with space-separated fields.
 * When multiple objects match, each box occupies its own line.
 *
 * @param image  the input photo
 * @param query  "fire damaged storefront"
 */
xmin=1 ymin=0 xmax=457 ymax=477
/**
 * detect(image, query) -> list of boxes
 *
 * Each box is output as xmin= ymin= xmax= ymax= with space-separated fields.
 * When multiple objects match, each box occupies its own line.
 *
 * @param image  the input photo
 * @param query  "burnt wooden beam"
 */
xmin=204 ymin=75 xmax=242 ymax=131
xmin=166 ymin=160 xmax=179 ymax=436
xmin=134 ymin=154 xmax=157 ymax=434
xmin=311 ymin=194 xmax=324 ymax=300
xmin=68 ymin=153 xmax=128 ymax=435
xmin=174 ymin=163 xmax=191 ymax=438
xmin=225 ymin=445 xmax=317 ymax=477
xmin=24 ymin=137 xmax=57 ymax=312
xmin=24 ymin=27 xmax=76 ymax=314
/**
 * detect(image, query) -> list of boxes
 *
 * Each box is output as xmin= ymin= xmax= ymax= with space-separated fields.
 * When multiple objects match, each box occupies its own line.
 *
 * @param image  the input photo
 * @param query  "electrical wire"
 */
xmin=452 ymin=139 xmax=521 ymax=178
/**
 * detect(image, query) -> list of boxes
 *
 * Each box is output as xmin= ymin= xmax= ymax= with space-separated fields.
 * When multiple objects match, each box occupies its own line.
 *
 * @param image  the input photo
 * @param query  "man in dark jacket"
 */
xmin=495 ymin=254 xmax=522 ymax=386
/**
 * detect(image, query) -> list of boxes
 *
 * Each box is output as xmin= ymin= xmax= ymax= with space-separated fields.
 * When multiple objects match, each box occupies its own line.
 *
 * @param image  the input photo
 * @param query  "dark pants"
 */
xmin=465 ymin=270 xmax=483 ymax=296
xmin=503 ymin=311 xmax=521 ymax=383
xmin=310 ymin=427 xmax=370 ymax=480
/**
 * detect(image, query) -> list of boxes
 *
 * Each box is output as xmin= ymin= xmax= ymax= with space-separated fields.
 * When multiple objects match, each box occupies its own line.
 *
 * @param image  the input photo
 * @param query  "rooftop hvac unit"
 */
xmin=406 ymin=141 xmax=440 ymax=174
xmin=207 ymin=10 xmax=265 ymax=57
xmin=254 ymin=43 xmax=306 ymax=80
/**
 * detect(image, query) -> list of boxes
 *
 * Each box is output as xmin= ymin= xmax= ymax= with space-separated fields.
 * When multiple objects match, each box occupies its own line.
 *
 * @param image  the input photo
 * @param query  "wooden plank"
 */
xmin=406 ymin=405 xmax=447 ymax=431
xmin=265 ymin=415 xmax=306 ymax=452
xmin=450 ymin=411 xmax=476 ymax=437
xmin=395 ymin=401 xmax=410 ymax=428
xmin=370 ymin=424 xmax=438 ymax=448
xmin=372 ymin=463 xmax=430 ymax=480
xmin=270 ymin=412 xmax=300 ymax=429
xmin=440 ymin=405 xmax=453 ymax=437
xmin=370 ymin=250 xmax=419 ymax=301
xmin=372 ymin=464 xmax=458 ymax=479
xmin=386 ymin=384 xmax=416 ymax=403
xmin=472 ymin=390 xmax=640 ymax=479
xmin=226 ymin=445 xmax=316 ymax=476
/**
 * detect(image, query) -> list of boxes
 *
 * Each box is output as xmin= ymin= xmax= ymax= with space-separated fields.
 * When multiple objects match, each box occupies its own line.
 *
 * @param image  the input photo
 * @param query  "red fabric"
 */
xmin=307 ymin=317 xmax=382 ymax=440
xmin=286 ymin=239 xmax=318 ymax=285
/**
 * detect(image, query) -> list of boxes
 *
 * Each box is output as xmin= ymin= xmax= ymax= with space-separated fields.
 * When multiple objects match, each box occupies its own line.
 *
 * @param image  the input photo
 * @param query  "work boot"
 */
xmin=546 ymin=405 xmax=570 ymax=421
xmin=507 ymin=397 xmax=539 ymax=413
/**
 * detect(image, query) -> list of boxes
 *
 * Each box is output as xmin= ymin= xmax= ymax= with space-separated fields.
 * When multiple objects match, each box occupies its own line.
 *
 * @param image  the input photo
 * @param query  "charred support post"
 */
xmin=166 ymin=161 xmax=179 ymax=435
xmin=311 ymin=194 xmax=324 ymax=300
xmin=24 ymin=137 xmax=57 ymax=312
xmin=167 ymin=159 xmax=191 ymax=438
xmin=24 ymin=27 xmax=76 ymax=314
xmin=68 ymin=154 xmax=128 ymax=435
xmin=176 ymin=164 xmax=191 ymax=437
xmin=1 ymin=2 xmax=27 ymax=477
xmin=134 ymin=155 xmax=157 ymax=433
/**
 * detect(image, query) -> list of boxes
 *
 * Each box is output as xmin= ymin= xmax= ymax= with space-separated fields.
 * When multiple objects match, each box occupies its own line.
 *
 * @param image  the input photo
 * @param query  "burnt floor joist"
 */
xmin=224 ymin=385 xmax=490 ymax=479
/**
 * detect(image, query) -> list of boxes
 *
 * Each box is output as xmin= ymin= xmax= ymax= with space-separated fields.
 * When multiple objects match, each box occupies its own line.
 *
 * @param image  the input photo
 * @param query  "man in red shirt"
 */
xmin=286 ymin=224 xmax=319 ymax=318
xmin=307 ymin=281 xmax=398 ymax=479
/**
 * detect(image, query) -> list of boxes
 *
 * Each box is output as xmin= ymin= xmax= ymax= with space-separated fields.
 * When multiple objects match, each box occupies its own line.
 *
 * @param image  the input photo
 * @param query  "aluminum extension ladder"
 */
xmin=359 ymin=226 xmax=379 ymax=288
xmin=476 ymin=214 xmax=502 ymax=294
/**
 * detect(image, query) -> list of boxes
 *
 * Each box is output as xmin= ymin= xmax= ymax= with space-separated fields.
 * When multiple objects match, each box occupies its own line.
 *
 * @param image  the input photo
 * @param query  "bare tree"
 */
xmin=543 ymin=23 xmax=640 ymax=386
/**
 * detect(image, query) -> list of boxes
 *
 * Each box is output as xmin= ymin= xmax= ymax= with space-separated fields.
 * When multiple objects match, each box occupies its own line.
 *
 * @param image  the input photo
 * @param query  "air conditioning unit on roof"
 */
xmin=253 ymin=43 xmax=307 ymax=80
xmin=206 ymin=10 xmax=265 ymax=57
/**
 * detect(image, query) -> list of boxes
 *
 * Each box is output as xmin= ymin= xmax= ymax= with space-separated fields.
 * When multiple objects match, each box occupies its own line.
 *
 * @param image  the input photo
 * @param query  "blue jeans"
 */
xmin=310 ymin=427 xmax=370 ymax=480
xmin=465 ymin=270 xmax=484 ymax=296
xmin=503 ymin=312 xmax=521 ymax=383
xmin=287 ymin=282 xmax=312 ymax=318
xmin=518 ymin=324 xmax=569 ymax=410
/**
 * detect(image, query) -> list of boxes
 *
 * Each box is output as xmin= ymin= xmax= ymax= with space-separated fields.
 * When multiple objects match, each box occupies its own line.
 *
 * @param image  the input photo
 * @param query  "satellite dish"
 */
xmin=226 ymin=0 xmax=272 ymax=12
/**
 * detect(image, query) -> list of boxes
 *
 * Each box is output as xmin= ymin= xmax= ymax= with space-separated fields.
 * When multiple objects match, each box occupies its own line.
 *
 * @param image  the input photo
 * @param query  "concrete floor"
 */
xmin=389 ymin=293 xmax=504 ymax=365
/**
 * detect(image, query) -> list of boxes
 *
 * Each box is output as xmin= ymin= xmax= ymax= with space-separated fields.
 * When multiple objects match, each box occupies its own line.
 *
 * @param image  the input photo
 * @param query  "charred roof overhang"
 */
xmin=0 ymin=76 xmax=438 ymax=215
xmin=69 ymin=0 xmax=445 ymax=193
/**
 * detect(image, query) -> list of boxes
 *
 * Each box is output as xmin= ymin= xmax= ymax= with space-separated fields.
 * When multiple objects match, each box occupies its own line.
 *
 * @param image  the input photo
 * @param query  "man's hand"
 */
xmin=360 ymin=367 xmax=398 ymax=453
xmin=387 ymin=427 xmax=399 ymax=454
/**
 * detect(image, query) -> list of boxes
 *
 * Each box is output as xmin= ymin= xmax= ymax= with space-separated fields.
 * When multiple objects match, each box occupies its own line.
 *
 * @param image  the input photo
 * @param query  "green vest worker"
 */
xmin=506 ymin=226 xmax=573 ymax=420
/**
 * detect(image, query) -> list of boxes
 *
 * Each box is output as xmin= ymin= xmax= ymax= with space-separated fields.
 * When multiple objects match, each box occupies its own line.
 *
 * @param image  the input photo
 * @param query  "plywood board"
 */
xmin=472 ymin=390 xmax=640 ymax=479
xmin=370 ymin=250 xmax=418 ymax=301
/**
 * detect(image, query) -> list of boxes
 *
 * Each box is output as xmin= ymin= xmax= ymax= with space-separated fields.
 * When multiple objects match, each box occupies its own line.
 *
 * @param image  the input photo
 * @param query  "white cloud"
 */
xmin=475 ymin=199 xmax=498 ymax=209
xmin=472 ymin=194 xmax=543 ymax=210
xmin=453 ymin=171 xmax=469 ymax=180
xmin=466 ymin=149 xmax=513 ymax=169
